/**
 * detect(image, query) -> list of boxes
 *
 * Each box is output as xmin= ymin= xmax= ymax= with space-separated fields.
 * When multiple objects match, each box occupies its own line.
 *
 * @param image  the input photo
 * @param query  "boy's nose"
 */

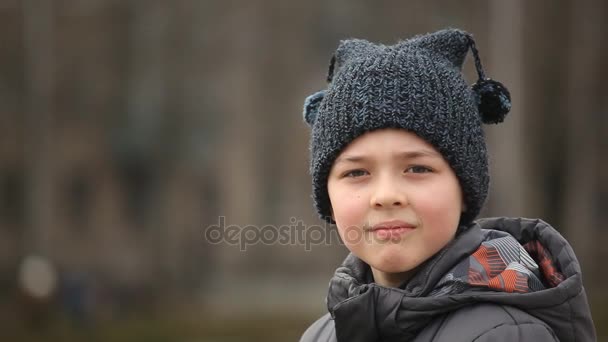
xmin=370 ymin=177 xmax=407 ymax=209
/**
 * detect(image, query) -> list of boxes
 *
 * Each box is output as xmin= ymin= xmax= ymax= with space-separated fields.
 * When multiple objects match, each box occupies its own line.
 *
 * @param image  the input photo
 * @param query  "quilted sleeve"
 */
xmin=474 ymin=322 xmax=559 ymax=342
xmin=299 ymin=313 xmax=336 ymax=342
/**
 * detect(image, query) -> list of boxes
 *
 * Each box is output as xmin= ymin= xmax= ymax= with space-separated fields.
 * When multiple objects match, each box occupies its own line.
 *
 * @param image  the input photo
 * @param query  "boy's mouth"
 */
xmin=371 ymin=219 xmax=416 ymax=231
xmin=369 ymin=220 xmax=417 ymax=240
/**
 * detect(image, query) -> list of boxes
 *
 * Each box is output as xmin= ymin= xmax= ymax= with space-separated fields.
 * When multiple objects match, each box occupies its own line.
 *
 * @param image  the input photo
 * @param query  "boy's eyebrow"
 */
xmin=396 ymin=150 xmax=441 ymax=159
xmin=335 ymin=149 xmax=441 ymax=164
xmin=334 ymin=155 xmax=368 ymax=164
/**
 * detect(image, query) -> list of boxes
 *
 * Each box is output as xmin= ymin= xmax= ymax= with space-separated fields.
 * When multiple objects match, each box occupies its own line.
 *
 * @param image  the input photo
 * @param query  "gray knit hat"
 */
xmin=303 ymin=28 xmax=511 ymax=226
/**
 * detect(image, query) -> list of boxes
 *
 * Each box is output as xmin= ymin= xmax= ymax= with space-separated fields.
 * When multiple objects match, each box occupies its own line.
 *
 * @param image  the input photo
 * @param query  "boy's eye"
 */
xmin=406 ymin=165 xmax=432 ymax=173
xmin=343 ymin=169 xmax=368 ymax=178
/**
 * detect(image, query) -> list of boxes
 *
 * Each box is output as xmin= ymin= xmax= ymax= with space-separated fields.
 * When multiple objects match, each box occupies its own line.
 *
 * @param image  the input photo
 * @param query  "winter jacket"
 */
xmin=300 ymin=217 xmax=596 ymax=341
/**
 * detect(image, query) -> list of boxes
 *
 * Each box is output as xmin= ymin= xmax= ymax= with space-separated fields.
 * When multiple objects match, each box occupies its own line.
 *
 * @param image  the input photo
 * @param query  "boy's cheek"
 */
xmin=333 ymin=199 xmax=368 ymax=241
xmin=332 ymin=198 xmax=367 ymax=226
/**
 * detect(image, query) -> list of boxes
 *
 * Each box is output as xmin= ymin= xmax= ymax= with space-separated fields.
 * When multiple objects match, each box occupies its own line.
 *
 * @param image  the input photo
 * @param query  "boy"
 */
xmin=300 ymin=29 xmax=595 ymax=341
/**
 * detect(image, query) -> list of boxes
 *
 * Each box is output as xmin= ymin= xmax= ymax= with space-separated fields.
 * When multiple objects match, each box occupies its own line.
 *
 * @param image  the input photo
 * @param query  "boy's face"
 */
xmin=327 ymin=128 xmax=463 ymax=278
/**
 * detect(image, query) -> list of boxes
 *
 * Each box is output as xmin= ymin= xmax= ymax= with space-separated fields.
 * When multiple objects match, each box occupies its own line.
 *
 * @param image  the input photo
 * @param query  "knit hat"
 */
xmin=302 ymin=28 xmax=511 ymax=226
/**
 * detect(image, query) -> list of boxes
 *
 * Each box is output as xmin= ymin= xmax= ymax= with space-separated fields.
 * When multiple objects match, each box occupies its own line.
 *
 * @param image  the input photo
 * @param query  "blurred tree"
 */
xmin=560 ymin=0 xmax=604 ymax=293
xmin=23 ymin=0 xmax=55 ymax=257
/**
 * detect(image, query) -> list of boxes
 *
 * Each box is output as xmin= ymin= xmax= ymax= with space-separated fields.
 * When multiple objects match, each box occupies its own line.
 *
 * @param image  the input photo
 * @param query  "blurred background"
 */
xmin=1 ymin=0 xmax=606 ymax=341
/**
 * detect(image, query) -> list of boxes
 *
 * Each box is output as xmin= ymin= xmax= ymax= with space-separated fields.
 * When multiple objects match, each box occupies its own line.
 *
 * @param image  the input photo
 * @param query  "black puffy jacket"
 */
xmin=300 ymin=217 xmax=596 ymax=341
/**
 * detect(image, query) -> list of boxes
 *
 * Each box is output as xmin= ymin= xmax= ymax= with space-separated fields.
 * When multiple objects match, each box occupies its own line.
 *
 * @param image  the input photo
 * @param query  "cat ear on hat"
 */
xmin=406 ymin=28 xmax=511 ymax=122
xmin=466 ymin=34 xmax=512 ymax=124
xmin=303 ymin=39 xmax=380 ymax=126
xmin=408 ymin=28 xmax=470 ymax=71
xmin=329 ymin=39 xmax=380 ymax=82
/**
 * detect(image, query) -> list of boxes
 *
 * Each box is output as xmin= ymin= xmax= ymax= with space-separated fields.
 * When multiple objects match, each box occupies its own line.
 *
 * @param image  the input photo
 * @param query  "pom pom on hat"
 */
xmin=303 ymin=90 xmax=325 ymax=126
xmin=466 ymin=34 xmax=511 ymax=124
xmin=473 ymin=78 xmax=511 ymax=124
xmin=303 ymin=54 xmax=335 ymax=126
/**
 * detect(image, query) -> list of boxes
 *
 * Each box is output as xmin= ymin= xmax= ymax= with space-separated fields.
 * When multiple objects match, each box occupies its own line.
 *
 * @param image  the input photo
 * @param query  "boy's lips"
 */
xmin=371 ymin=219 xmax=417 ymax=231
xmin=370 ymin=220 xmax=416 ymax=240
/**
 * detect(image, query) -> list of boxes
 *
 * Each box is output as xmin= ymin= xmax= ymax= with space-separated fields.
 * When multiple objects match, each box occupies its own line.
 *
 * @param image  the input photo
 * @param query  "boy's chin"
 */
xmin=371 ymin=262 xmax=417 ymax=275
xmin=366 ymin=248 xmax=421 ymax=274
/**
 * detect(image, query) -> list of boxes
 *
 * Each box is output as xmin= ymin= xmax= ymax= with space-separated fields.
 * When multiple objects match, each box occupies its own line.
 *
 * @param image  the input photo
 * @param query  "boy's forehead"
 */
xmin=335 ymin=149 xmax=440 ymax=164
xmin=337 ymin=128 xmax=440 ymax=157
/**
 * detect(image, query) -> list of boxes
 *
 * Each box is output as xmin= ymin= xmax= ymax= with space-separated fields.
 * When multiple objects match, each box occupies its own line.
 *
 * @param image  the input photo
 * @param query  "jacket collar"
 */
xmin=327 ymin=224 xmax=484 ymax=341
xmin=326 ymin=218 xmax=594 ymax=342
